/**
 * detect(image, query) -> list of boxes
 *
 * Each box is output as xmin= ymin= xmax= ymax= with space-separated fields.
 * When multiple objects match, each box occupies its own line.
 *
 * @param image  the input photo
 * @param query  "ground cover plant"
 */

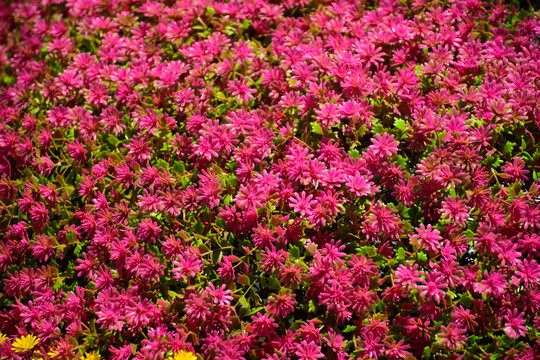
xmin=0 ymin=0 xmax=539 ymax=359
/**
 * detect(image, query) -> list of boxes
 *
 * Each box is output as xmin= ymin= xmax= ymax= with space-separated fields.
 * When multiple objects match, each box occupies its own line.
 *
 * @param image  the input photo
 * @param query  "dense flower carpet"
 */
xmin=0 ymin=0 xmax=539 ymax=359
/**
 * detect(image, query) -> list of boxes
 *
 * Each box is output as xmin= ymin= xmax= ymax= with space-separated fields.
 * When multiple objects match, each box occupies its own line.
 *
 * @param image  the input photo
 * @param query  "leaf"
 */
xmin=359 ymin=246 xmax=377 ymax=258
xmin=107 ymin=135 xmax=119 ymax=148
xmin=237 ymin=275 xmax=250 ymax=286
xmin=268 ymin=276 xmax=280 ymax=290
xmin=311 ymin=121 xmax=323 ymax=135
xmin=349 ymin=148 xmax=360 ymax=159
xmin=417 ymin=251 xmax=428 ymax=262
xmin=173 ymin=161 xmax=185 ymax=174
xmin=168 ymin=290 xmax=182 ymax=299
xmin=396 ymin=247 xmax=406 ymax=261
xmin=238 ymin=296 xmax=249 ymax=308
xmin=194 ymin=220 xmax=204 ymax=234
xmin=344 ymin=325 xmax=356 ymax=333
xmin=53 ymin=278 xmax=63 ymax=291
xmin=503 ymin=141 xmax=515 ymax=156
xmin=289 ymin=245 xmax=300 ymax=258
xmin=73 ymin=242 xmax=84 ymax=257
xmin=422 ymin=345 xmax=431 ymax=359
xmin=394 ymin=118 xmax=407 ymax=132
xmin=157 ymin=158 xmax=169 ymax=170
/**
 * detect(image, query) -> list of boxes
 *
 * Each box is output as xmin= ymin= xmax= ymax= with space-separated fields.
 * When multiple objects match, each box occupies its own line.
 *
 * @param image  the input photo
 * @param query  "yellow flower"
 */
xmin=0 ymin=332 xmax=6 ymax=343
xmin=82 ymin=350 xmax=101 ymax=360
xmin=11 ymin=334 xmax=39 ymax=352
xmin=169 ymin=350 xmax=197 ymax=360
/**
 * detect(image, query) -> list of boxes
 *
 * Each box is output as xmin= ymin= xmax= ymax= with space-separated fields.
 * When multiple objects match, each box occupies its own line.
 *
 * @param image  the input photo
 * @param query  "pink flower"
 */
xmin=249 ymin=312 xmax=279 ymax=338
xmin=29 ymin=202 xmax=49 ymax=231
xmin=515 ymin=259 xmax=540 ymax=286
xmin=86 ymin=81 xmax=110 ymax=107
xmin=437 ymin=323 xmax=467 ymax=350
xmin=235 ymin=184 xmax=265 ymax=211
xmin=266 ymin=290 xmax=297 ymax=317
xmin=478 ymin=269 xmax=508 ymax=296
xmin=394 ymin=262 xmax=423 ymax=291
xmin=172 ymin=252 xmax=203 ymax=281
xmin=96 ymin=302 xmax=125 ymax=331
xmin=251 ymin=223 xmax=276 ymax=249
xmin=441 ymin=196 xmax=470 ymax=226
xmin=206 ymin=282 xmax=233 ymax=306
xmin=417 ymin=273 xmax=447 ymax=303
xmin=451 ymin=305 xmax=478 ymax=331
xmin=503 ymin=309 xmax=529 ymax=338
xmin=315 ymin=102 xmax=341 ymax=131
xmin=346 ymin=174 xmax=374 ymax=197
xmin=125 ymin=137 xmax=153 ymax=162
xmin=228 ymin=76 xmax=257 ymax=103
xmin=295 ymin=340 xmax=324 ymax=360
xmin=368 ymin=133 xmax=399 ymax=158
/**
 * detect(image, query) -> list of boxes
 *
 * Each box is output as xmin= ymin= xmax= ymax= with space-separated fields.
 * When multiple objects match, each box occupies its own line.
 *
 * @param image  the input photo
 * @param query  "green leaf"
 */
xmin=107 ymin=135 xmax=119 ymax=148
xmin=194 ymin=220 xmax=204 ymax=234
xmin=168 ymin=290 xmax=182 ymax=299
xmin=503 ymin=141 xmax=515 ymax=156
xmin=289 ymin=245 xmax=300 ymax=258
xmin=311 ymin=121 xmax=323 ymax=135
xmin=460 ymin=293 xmax=473 ymax=307
xmin=157 ymin=158 xmax=169 ymax=170
xmin=359 ymin=246 xmax=377 ymax=258
xmin=238 ymin=296 xmax=249 ymax=308
xmin=397 ymin=247 xmax=406 ymax=261
xmin=308 ymin=300 xmax=317 ymax=313
xmin=422 ymin=345 xmax=431 ymax=359
xmin=394 ymin=118 xmax=407 ymax=132
xmin=344 ymin=325 xmax=356 ymax=333
xmin=268 ymin=276 xmax=280 ymax=290
xmin=173 ymin=161 xmax=185 ymax=174
xmin=53 ymin=278 xmax=63 ymax=291
xmin=65 ymin=230 xmax=77 ymax=243
xmin=349 ymin=148 xmax=360 ymax=159
xmin=74 ymin=242 xmax=84 ymax=257
xmin=417 ymin=251 xmax=428 ymax=262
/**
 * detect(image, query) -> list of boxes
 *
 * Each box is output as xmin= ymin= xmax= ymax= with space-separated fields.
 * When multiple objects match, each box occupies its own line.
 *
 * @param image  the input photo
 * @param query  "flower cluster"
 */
xmin=0 ymin=0 xmax=539 ymax=359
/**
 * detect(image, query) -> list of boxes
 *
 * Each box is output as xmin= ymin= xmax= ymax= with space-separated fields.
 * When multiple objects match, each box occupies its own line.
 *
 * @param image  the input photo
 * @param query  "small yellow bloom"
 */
xmin=82 ymin=350 xmax=101 ymax=360
xmin=0 ymin=332 xmax=6 ymax=343
xmin=169 ymin=350 xmax=197 ymax=360
xmin=47 ymin=349 xmax=59 ymax=357
xmin=11 ymin=334 xmax=39 ymax=352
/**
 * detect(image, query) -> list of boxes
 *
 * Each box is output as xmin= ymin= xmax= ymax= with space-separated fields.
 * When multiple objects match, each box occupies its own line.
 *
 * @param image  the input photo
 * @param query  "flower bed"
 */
xmin=0 ymin=0 xmax=539 ymax=359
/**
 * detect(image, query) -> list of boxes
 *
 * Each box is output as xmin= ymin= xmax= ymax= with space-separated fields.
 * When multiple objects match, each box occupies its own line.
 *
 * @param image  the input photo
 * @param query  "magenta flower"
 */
xmin=267 ymin=290 xmax=297 ymax=317
xmin=441 ymin=196 xmax=470 ymax=226
xmin=503 ymin=309 xmax=529 ymax=338
xmin=228 ymin=76 xmax=257 ymax=103
xmin=289 ymin=191 xmax=316 ymax=216
xmin=478 ymin=269 xmax=508 ymax=296
xmin=249 ymin=312 xmax=279 ymax=338
xmin=295 ymin=340 xmax=324 ymax=360
xmin=417 ymin=273 xmax=447 ymax=304
xmin=29 ymin=202 xmax=49 ymax=231
xmin=515 ymin=259 xmax=540 ymax=287
xmin=436 ymin=323 xmax=467 ymax=350
xmin=368 ymin=133 xmax=399 ymax=158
